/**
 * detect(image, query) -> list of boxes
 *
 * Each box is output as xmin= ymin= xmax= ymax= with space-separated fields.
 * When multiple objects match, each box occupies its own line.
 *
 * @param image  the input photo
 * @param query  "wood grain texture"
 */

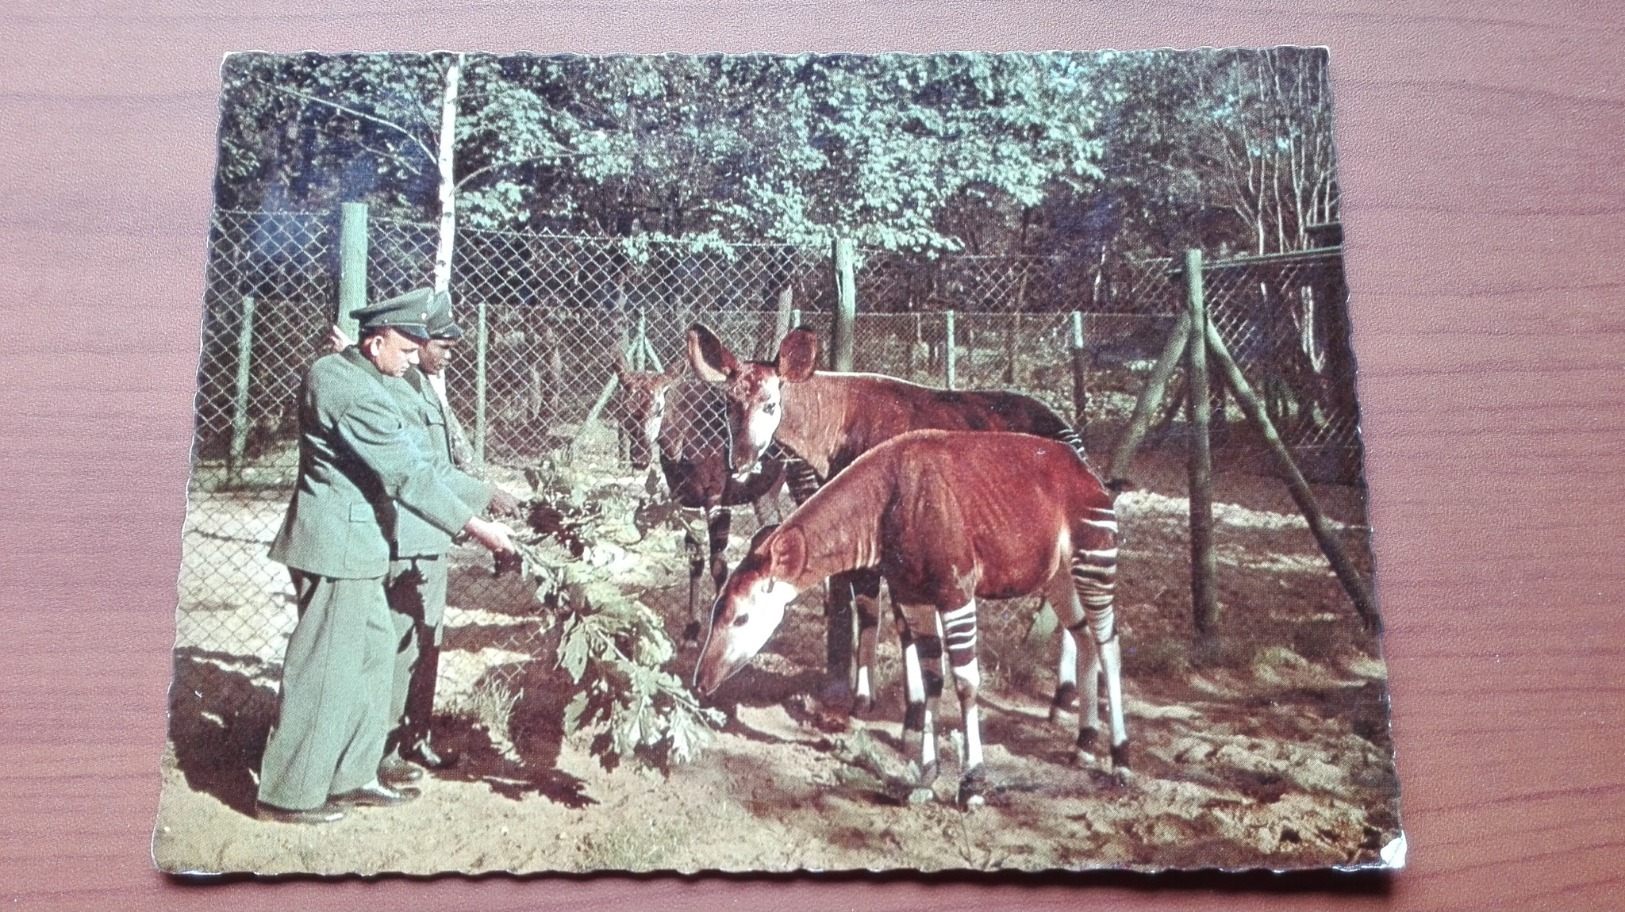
xmin=3 ymin=1 xmax=1623 ymax=908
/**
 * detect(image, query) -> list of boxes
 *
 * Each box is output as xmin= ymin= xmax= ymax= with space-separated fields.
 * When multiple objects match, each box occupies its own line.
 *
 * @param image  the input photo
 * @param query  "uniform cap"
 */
xmin=352 ymin=288 xmax=435 ymax=341
xmin=424 ymin=289 xmax=464 ymax=341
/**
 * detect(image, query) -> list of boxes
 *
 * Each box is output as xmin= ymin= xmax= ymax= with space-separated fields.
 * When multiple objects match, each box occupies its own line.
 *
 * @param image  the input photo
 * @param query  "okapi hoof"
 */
xmin=1071 ymin=726 xmax=1101 ymax=765
xmin=957 ymin=767 xmax=987 ymax=808
xmin=1110 ymin=742 xmax=1133 ymax=780
xmin=917 ymin=759 xmax=941 ymax=787
xmin=1049 ymin=682 xmax=1080 ymax=723
xmin=850 ymin=694 xmax=874 ymax=717
xmin=681 ymin=621 xmax=701 ymax=645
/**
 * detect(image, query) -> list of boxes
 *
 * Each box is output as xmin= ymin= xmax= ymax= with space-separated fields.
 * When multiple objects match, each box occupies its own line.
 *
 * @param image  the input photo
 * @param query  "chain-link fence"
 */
xmin=179 ymin=208 xmax=1362 ymax=713
xmin=1115 ymin=250 xmax=1362 ymax=483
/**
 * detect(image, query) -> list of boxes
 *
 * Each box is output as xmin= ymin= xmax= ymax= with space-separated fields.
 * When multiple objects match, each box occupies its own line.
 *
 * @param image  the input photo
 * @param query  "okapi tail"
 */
xmin=1105 ymin=478 xmax=1135 ymax=498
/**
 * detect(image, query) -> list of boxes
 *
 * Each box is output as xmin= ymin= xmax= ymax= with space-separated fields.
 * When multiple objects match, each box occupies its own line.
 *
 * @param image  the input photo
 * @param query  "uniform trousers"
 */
xmin=385 ymin=555 xmax=448 ymax=754
xmin=257 ymin=571 xmax=394 ymax=811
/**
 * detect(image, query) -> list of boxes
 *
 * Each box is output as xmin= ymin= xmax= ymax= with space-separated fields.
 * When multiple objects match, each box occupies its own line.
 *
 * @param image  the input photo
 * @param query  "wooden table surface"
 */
xmin=3 ymin=2 xmax=1622 ymax=909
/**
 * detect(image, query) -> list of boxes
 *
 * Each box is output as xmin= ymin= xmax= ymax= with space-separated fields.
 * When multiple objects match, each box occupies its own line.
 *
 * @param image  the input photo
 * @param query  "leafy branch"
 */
xmin=505 ymin=467 xmax=725 ymax=775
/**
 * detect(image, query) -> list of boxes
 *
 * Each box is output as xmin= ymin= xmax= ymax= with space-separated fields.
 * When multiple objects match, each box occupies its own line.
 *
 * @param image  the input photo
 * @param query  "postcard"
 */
xmin=155 ymin=48 xmax=1402 ymax=876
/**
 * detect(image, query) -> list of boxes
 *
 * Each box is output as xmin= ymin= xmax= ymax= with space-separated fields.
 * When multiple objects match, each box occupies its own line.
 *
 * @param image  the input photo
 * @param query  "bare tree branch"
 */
xmin=271 ymin=84 xmax=435 ymax=161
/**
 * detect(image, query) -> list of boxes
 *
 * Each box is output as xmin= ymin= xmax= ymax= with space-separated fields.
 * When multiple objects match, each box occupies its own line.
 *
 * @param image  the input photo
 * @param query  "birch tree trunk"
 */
xmin=432 ymin=54 xmax=463 ymax=293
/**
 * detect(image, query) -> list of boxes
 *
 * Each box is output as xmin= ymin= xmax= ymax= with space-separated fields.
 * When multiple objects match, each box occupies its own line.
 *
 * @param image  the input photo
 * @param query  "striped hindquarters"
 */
xmin=940 ymin=600 xmax=979 ymax=669
xmin=783 ymin=455 xmax=822 ymax=505
xmin=1052 ymin=424 xmax=1087 ymax=461
xmin=1071 ymin=506 xmax=1119 ymax=643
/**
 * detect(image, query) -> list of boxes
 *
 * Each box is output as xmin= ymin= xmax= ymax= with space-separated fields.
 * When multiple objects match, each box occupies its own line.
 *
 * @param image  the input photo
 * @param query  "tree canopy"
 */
xmin=214 ymin=48 xmax=1339 ymax=262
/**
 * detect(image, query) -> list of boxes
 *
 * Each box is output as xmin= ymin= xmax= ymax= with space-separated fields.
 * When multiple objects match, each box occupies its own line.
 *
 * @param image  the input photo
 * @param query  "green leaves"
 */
xmin=512 ymin=464 xmax=724 ymax=776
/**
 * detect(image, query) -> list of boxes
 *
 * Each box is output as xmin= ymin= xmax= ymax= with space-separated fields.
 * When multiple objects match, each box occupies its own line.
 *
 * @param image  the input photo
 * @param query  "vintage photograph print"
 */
xmin=155 ymin=49 xmax=1403 ymax=876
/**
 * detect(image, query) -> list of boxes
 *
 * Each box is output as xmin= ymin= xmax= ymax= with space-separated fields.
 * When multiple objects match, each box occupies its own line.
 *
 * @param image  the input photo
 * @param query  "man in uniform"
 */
xmin=377 ymin=290 xmax=521 ymax=780
xmin=256 ymin=291 xmax=516 ymax=825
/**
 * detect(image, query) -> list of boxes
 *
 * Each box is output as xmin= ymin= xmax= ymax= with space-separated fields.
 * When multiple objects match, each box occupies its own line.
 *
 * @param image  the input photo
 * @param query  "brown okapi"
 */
xmin=686 ymin=322 xmax=1100 ymax=718
xmin=694 ymin=429 xmax=1129 ymax=807
xmin=615 ymin=356 xmax=787 ymax=641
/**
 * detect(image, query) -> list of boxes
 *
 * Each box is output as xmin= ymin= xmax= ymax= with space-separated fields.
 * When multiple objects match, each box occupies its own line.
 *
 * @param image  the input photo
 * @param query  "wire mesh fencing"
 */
xmin=1116 ymin=250 xmax=1363 ymax=483
xmin=178 ymin=210 xmax=1364 ymax=717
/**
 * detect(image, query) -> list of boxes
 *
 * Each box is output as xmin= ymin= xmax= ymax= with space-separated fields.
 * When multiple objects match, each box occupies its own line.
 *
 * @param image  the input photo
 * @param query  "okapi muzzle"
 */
xmin=724 ymin=392 xmax=780 ymax=482
xmin=693 ymin=551 xmax=799 ymax=695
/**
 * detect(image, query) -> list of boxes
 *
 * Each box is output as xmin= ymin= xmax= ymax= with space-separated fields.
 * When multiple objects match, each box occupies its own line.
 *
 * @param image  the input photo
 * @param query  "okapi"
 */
xmin=615 ymin=357 xmax=787 ymax=641
xmin=694 ymin=429 xmax=1129 ymax=807
xmin=686 ymin=322 xmax=1101 ymax=719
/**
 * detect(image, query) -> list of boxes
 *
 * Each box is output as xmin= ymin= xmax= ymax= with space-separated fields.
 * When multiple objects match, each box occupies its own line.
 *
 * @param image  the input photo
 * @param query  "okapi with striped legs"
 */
xmin=686 ymin=323 xmax=1097 ymax=720
xmin=693 ymin=430 xmax=1129 ymax=807
xmin=615 ymin=357 xmax=788 ymax=643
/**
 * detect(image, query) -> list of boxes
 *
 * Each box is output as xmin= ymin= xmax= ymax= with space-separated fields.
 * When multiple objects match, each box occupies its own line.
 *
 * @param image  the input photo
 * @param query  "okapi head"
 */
xmin=686 ymin=322 xmax=818 ymax=481
xmin=693 ymin=523 xmax=807 ymax=695
xmin=615 ymin=355 xmax=685 ymax=471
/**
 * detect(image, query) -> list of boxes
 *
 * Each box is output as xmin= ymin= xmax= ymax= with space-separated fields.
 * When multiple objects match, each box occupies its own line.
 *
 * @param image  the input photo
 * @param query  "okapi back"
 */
xmin=781 ymin=429 xmax=1112 ymax=606
xmin=781 ymin=373 xmax=1080 ymax=479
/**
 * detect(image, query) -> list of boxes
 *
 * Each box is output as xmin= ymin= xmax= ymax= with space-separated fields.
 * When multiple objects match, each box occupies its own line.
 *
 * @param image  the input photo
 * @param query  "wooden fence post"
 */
xmin=1107 ymin=309 xmax=1192 ymax=484
xmin=1069 ymin=311 xmax=1088 ymax=430
xmin=1185 ymin=250 xmax=1220 ymax=646
xmin=772 ymin=283 xmax=794 ymax=350
xmin=945 ymin=309 xmax=958 ymax=390
xmin=227 ymin=295 xmax=256 ymax=482
xmin=473 ymin=293 xmax=488 ymax=466
xmin=1200 ymin=317 xmax=1383 ymax=632
xmin=634 ymin=310 xmax=650 ymax=370
xmin=832 ymin=237 xmax=856 ymax=372
xmin=337 ymin=202 xmax=368 ymax=339
xmin=1005 ymin=311 xmax=1021 ymax=385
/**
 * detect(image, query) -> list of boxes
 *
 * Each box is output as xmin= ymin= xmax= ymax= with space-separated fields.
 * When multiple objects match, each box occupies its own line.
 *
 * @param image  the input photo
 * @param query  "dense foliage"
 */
xmin=215 ymin=49 xmax=1339 ymax=265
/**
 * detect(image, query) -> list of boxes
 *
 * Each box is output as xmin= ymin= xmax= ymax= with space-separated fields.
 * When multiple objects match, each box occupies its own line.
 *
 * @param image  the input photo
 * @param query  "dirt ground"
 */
xmin=154 ymin=441 xmax=1403 ymax=876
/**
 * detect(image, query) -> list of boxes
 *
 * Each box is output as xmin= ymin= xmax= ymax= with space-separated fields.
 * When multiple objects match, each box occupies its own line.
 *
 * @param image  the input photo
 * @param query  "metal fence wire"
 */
xmin=178 ymin=209 xmax=1365 ymax=718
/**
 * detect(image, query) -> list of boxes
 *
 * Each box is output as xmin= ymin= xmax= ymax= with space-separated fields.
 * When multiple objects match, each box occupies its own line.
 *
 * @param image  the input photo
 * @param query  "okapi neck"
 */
xmin=778 ymin=456 xmax=888 ymax=582
xmin=778 ymin=373 xmax=855 ymax=478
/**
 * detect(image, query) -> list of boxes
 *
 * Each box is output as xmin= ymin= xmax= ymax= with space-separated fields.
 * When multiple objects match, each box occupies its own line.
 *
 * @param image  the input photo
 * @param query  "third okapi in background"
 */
xmin=616 ymin=355 xmax=787 ymax=641
xmin=694 ymin=429 xmax=1130 ymax=808
xmin=687 ymin=322 xmax=1107 ymax=720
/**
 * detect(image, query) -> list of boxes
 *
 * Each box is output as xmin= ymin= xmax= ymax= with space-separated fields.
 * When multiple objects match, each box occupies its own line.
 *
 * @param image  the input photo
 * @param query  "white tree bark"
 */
xmin=433 ymin=53 xmax=463 ymax=293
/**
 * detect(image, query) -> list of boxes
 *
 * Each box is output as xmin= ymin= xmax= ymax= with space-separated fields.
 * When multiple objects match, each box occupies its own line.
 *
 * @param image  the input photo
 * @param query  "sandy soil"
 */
xmin=154 ymin=443 xmax=1403 ymax=876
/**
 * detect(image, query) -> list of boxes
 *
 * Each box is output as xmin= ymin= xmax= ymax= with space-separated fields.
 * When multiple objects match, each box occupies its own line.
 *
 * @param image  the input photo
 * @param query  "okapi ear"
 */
xmin=766 ymin=526 xmax=807 ymax=582
xmin=614 ymin=350 xmax=634 ymax=385
xmin=778 ymin=327 xmax=819 ymax=382
xmin=687 ymin=322 xmax=737 ymax=384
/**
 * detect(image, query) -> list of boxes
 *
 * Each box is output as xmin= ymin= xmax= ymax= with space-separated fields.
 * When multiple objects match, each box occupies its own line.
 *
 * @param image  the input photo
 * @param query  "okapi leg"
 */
xmin=1070 ymin=512 xmax=1130 ymax=772
xmin=706 ymin=507 xmax=732 ymax=594
xmin=851 ymin=584 xmax=884 ymax=715
xmin=1047 ymin=574 xmax=1103 ymax=742
xmin=1051 ymin=605 xmax=1081 ymax=722
xmin=897 ymin=616 xmax=943 ymax=785
xmin=680 ymin=507 xmax=708 ymax=643
xmin=849 ymin=568 xmax=883 ymax=715
xmin=916 ymin=632 xmax=946 ymax=785
xmin=823 ymin=573 xmax=858 ymax=705
xmin=941 ymin=599 xmax=987 ymax=807
xmin=783 ymin=457 xmax=821 ymax=506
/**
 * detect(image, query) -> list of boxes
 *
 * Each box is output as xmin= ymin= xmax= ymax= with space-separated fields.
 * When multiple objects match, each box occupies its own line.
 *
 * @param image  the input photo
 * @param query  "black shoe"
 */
xmin=378 ymin=754 xmax=425 ymax=786
xmin=329 ymin=782 xmax=420 ymax=807
xmin=255 ymin=801 xmax=345 ymax=824
xmin=403 ymin=739 xmax=459 ymax=771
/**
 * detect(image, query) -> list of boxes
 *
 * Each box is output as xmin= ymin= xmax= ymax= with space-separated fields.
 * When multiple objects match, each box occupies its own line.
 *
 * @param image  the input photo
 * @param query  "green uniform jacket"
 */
xmin=386 ymin=368 xmax=491 ymax=559
xmin=268 ymin=348 xmax=483 ymax=579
